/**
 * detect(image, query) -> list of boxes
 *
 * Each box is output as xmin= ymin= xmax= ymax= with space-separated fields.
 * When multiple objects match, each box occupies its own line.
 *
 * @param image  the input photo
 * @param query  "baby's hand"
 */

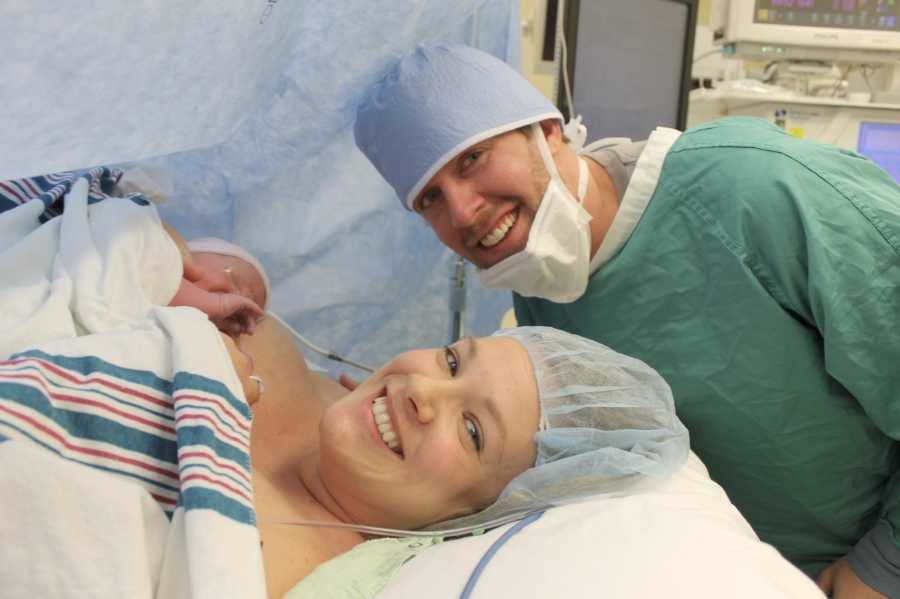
xmin=211 ymin=293 xmax=265 ymax=336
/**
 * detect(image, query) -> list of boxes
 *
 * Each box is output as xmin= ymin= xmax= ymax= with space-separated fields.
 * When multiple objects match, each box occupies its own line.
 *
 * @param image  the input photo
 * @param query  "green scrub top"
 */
xmin=515 ymin=117 xmax=900 ymax=579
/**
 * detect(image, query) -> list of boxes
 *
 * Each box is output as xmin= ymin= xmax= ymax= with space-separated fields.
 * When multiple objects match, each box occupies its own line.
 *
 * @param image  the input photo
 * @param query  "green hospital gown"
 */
xmin=515 ymin=117 xmax=900 ymax=584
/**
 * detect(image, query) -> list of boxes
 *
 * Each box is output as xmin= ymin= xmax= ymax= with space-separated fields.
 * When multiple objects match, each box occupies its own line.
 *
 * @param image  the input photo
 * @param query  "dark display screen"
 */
xmin=754 ymin=0 xmax=899 ymax=30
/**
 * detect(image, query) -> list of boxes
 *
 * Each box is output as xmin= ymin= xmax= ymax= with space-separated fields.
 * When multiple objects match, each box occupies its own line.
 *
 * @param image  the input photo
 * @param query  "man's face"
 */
xmin=413 ymin=129 xmax=549 ymax=270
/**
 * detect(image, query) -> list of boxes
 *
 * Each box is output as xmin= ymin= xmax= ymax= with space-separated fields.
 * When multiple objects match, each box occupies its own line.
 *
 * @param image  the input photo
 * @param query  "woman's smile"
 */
xmin=371 ymin=395 xmax=403 ymax=456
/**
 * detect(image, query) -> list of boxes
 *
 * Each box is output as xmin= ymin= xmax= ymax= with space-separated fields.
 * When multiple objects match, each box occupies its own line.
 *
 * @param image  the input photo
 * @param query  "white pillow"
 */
xmin=377 ymin=452 xmax=824 ymax=599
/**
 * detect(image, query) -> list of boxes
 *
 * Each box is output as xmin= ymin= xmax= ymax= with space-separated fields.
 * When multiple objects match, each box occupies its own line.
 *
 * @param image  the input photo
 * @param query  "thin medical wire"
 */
xmin=260 ymin=507 xmax=549 ymax=539
xmin=692 ymin=48 xmax=723 ymax=64
xmin=558 ymin=25 xmax=576 ymax=118
xmin=266 ymin=311 xmax=375 ymax=373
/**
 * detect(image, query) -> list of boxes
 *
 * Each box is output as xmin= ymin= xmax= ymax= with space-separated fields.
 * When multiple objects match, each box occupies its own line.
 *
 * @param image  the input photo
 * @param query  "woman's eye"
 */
xmin=444 ymin=346 xmax=459 ymax=376
xmin=465 ymin=417 xmax=482 ymax=452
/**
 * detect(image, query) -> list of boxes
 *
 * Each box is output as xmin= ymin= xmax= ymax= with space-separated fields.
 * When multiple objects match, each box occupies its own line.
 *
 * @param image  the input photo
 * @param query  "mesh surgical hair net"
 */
xmin=354 ymin=44 xmax=562 ymax=210
xmin=429 ymin=326 xmax=690 ymax=532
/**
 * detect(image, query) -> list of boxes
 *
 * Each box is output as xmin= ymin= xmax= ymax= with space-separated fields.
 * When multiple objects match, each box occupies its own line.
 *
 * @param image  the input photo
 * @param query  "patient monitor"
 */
xmin=692 ymin=1 xmax=900 ymax=181
xmin=711 ymin=0 xmax=900 ymax=63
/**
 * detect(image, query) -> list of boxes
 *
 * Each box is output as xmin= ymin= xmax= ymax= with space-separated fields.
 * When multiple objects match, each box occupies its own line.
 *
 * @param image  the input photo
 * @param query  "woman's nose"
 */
xmin=408 ymin=391 xmax=436 ymax=424
xmin=404 ymin=376 xmax=457 ymax=425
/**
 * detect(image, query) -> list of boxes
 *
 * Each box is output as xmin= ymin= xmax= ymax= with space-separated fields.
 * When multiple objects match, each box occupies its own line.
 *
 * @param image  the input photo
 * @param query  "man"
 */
xmin=355 ymin=44 xmax=900 ymax=598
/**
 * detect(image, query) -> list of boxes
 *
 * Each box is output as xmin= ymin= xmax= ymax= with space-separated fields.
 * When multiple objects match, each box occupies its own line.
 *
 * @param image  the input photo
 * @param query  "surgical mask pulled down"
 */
xmin=476 ymin=123 xmax=592 ymax=304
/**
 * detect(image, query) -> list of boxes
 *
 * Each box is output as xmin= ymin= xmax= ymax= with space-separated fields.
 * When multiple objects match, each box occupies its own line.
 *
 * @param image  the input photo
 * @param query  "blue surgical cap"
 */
xmin=429 ymin=326 xmax=690 ymax=532
xmin=354 ymin=44 xmax=562 ymax=210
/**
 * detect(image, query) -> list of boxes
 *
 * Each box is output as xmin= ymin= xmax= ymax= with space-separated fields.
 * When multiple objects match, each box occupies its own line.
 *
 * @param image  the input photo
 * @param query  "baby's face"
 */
xmin=219 ymin=332 xmax=261 ymax=405
xmin=193 ymin=252 xmax=267 ymax=309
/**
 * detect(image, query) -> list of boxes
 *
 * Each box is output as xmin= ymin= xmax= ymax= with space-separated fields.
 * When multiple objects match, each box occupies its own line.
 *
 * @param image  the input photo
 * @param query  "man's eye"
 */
xmin=465 ymin=417 xmax=482 ymax=452
xmin=462 ymin=150 xmax=481 ymax=170
xmin=444 ymin=346 xmax=459 ymax=376
xmin=417 ymin=189 xmax=440 ymax=212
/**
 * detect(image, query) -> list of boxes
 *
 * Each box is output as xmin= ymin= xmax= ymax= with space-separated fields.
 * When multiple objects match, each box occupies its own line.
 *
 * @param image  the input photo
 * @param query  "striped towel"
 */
xmin=0 ymin=344 xmax=254 ymax=523
xmin=0 ymin=166 xmax=134 ymax=223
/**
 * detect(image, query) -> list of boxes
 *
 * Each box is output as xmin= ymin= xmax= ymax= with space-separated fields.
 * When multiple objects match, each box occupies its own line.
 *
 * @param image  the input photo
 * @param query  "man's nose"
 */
xmin=444 ymin=183 xmax=483 ymax=229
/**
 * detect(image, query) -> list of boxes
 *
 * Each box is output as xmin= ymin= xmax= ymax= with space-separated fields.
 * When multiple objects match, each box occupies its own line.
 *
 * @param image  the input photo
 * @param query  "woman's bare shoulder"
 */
xmin=243 ymin=317 xmax=348 ymax=403
xmin=241 ymin=317 xmax=308 ymax=371
xmin=245 ymin=318 xmax=363 ymax=597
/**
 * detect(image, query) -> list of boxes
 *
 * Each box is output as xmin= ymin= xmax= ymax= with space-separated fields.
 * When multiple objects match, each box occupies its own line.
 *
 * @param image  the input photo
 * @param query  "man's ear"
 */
xmin=538 ymin=118 xmax=564 ymax=154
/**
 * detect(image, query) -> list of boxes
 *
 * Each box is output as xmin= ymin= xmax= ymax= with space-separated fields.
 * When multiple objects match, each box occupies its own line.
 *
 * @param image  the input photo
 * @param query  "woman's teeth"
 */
xmin=480 ymin=211 xmax=517 ymax=248
xmin=373 ymin=396 xmax=402 ymax=455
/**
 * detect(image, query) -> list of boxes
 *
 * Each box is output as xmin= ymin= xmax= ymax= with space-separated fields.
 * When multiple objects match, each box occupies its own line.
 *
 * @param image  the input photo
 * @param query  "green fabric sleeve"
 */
xmin=751 ymin=149 xmax=900 ymax=565
xmin=805 ymin=170 xmax=900 ymax=561
xmin=847 ymin=520 xmax=900 ymax=596
xmin=512 ymin=292 xmax=535 ymax=326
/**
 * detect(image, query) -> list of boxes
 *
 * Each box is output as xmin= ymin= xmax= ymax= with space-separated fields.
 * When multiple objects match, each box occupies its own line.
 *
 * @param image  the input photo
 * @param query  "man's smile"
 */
xmin=480 ymin=210 xmax=518 ymax=248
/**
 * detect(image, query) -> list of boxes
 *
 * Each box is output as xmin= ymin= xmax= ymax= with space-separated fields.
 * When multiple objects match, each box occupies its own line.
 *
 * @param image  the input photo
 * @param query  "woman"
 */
xmin=239 ymin=318 xmax=689 ymax=597
xmin=0 ymin=309 xmax=687 ymax=599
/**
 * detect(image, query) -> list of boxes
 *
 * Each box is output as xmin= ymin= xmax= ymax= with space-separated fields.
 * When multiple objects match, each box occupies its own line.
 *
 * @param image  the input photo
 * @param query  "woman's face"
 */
xmin=318 ymin=335 xmax=540 ymax=530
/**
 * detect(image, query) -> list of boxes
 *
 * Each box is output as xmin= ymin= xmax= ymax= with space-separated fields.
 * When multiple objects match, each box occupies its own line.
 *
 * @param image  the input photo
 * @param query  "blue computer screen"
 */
xmin=858 ymin=121 xmax=900 ymax=183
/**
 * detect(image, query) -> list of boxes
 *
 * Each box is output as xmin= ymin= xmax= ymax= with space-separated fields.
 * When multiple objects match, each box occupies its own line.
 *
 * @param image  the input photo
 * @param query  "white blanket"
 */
xmin=0 ymin=178 xmax=266 ymax=598
xmin=0 ymin=176 xmax=183 ymax=357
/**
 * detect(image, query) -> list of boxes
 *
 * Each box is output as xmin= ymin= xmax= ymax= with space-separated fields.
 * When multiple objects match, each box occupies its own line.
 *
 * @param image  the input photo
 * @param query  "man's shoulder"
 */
xmin=674 ymin=117 xmax=792 ymax=151
xmin=670 ymin=117 xmax=897 ymax=197
xmin=664 ymin=116 xmax=862 ymax=187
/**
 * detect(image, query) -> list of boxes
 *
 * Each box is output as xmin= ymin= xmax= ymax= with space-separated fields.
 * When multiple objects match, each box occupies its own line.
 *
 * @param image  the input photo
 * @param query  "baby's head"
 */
xmin=186 ymin=238 xmax=271 ymax=311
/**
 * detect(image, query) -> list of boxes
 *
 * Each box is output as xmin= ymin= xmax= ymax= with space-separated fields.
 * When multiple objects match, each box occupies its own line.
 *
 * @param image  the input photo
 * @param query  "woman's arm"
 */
xmin=161 ymin=220 xmax=203 ymax=282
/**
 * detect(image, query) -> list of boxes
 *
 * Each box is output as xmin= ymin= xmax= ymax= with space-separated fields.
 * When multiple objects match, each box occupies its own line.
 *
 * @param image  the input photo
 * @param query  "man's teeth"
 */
xmin=480 ymin=212 xmax=517 ymax=248
xmin=373 ymin=396 xmax=402 ymax=454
